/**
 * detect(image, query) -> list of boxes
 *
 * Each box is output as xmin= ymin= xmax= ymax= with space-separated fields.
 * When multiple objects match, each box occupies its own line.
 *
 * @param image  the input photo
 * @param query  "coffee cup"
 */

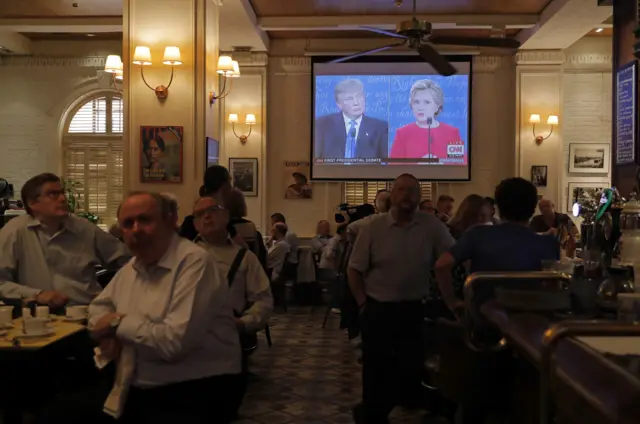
xmin=66 ymin=305 xmax=89 ymax=319
xmin=35 ymin=306 xmax=49 ymax=319
xmin=0 ymin=306 xmax=13 ymax=326
xmin=23 ymin=317 xmax=48 ymax=335
xmin=22 ymin=307 xmax=32 ymax=318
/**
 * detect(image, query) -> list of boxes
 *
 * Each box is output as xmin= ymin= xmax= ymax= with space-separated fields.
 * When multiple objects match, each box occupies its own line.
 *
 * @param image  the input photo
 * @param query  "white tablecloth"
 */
xmin=297 ymin=246 xmax=316 ymax=283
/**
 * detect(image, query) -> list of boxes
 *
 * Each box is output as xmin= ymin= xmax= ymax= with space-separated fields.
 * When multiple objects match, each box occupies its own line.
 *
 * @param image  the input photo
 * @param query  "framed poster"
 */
xmin=567 ymin=182 xmax=608 ymax=212
xmin=284 ymin=161 xmax=312 ymax=199
xmin=568 ymin=143 xmax=611 ymax=174
xmin=615 ymin=61 xmax=637 ymax=165
xmin=531 ymin=165 xmax=547 ymax=187
xmin=140 ymin=126 xmax=183 ymax=183
xmin=229 ymin=158 xmax=258 ymax=197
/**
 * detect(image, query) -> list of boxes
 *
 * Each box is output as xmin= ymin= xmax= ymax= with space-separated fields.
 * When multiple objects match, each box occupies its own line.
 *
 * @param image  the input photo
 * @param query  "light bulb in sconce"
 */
xmin=132 ymin=46 xmax=152 ymax=65
xmin=162 ymin=46 xmax=182 ymax=65
xmin=229 ymin=61 xmax=241 ymax=78
xmin=530 ymin=113 xmax=558 ymax=145
xmin=104 ymin=55 xmax=123 ymax=73
xmin=229 ymin=112 xmax=255 ymax=144
xmin=217 ymin=56 xmax=234 ymax=75
xmin=528 ymin=114 xmax=541 ymax=124
xmin=245 ymin=114 xmax=256 ymax=125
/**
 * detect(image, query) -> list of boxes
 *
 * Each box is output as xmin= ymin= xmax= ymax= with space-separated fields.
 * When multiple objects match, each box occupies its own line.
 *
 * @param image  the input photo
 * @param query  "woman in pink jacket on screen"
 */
xmin=389 ymin=79 xmax=465 ymax=163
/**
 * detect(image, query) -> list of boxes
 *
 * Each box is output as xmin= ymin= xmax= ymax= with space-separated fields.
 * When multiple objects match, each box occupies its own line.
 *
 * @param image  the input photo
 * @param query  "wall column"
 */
xmin=515 ymin=50 xmax=564 ymax=207
xmin=219 ymin=52 xmax=268 ymax=231
xmin=122 ymin=0 xmax=221 ymax=213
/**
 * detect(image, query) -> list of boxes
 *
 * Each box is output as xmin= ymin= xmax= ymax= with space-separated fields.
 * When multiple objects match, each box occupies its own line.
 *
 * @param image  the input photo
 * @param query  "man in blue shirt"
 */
xmin=435 ymin=177 xmax=559 ymax=317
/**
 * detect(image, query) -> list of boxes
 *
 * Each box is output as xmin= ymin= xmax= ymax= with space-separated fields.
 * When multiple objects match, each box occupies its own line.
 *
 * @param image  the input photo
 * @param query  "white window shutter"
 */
xmin=344 ymin=181 xmax=432 ymax=205
xmin=63 ymin=94 xmax=123 ymax=230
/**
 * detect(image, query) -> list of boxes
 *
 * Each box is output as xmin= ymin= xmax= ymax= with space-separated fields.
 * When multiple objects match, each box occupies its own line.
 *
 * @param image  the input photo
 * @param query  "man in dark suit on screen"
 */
xmin=315 ymin=79 xmax=389 ymax=160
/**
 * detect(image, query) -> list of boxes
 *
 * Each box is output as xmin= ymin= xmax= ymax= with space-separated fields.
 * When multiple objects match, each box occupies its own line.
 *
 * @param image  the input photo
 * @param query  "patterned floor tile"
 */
xmin=238 ymin=308 xmax=426 ymax=424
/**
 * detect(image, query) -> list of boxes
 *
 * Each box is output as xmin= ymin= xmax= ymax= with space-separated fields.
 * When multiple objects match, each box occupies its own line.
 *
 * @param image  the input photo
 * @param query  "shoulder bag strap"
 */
xmin=227 ymin=248 xmax=248 ymax=288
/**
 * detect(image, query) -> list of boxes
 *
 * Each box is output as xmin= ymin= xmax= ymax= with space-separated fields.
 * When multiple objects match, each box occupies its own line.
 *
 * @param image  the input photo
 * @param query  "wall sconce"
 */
xmin=529 ymin=114 xmax=559 ymax=144
xmin=132 ymin=46 xmax=182 ymax=100
xmin=209 ymin=55 xmax=241 ymax=107
xmin=228 ymin=113 xmax=256 ymax=144
xmin=104 ymin=55 xmax=123 ymax=94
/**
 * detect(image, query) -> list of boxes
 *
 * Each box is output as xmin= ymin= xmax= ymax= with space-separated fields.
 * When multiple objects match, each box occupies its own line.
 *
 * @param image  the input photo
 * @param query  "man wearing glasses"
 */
xmin=0 ymin=173 xmax=129 ymax=307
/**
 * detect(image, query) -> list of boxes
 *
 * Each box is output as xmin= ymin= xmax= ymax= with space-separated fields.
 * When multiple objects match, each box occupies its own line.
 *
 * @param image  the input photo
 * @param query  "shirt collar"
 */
xmin=194 ymin=234 xmax=232 ymax=247
xmin=343 ymin=114 xmax=363 ymax=127
xmin=386 ymin=211 xmax=420 ymax=228
xmin=26 ymin=214 xmax=76 ymax=234
xmin=132 ymin=233 xmax=180 ymax=273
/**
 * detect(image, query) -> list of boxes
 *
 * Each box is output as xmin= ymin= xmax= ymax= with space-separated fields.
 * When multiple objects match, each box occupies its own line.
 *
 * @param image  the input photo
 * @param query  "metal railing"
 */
xmin=539 ymin=321 xmax=640 ymax=424
xmin=463 ymin=271 xmax=572 ymax=353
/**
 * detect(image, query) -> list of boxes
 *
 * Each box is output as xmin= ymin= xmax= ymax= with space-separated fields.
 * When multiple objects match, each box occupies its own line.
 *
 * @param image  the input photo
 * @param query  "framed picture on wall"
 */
xmin=140 ymin=126 xmax=184 ymax=183
xmin=229 ymin=158 xmax=258 ymax=197
xmin=531 ymin=165 xmax=547 ymax=187
xmin=568 ymin=143 xmax=610 ymax=174
xmin=567 ymin=182 xmax=608 ymax=212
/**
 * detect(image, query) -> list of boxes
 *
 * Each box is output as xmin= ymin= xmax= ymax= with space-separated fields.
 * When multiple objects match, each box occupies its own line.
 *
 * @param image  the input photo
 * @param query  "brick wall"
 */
xmin=0 ymin=40 xmax=120 ymax=192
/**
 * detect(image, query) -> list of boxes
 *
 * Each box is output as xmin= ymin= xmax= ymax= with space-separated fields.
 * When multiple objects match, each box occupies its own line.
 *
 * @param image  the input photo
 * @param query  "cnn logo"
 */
xmin=447 ymin=144 xmax=465 ymax=157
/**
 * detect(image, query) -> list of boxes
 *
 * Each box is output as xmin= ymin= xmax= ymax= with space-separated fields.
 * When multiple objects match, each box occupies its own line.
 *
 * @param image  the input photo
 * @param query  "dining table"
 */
xmin=0 ymin=316 xmax=90 ymax=424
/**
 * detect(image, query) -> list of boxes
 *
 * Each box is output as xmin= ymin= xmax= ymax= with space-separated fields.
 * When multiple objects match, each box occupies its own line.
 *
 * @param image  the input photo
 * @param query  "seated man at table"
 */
xmin=0 ymin=173 xmax=129 ymax=308
xmin=267 ymin=222 xmax=290 ymax=282
xmin=89 ymin=191 xmax=242 ymax=423
xmin=435 ymin=177 xmax=560 ymax=317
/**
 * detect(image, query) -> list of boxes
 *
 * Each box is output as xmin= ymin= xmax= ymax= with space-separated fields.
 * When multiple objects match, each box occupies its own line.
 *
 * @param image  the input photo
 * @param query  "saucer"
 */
xmin=16 ymin=329 xmax=55 ymax=339
xmin=64 ymin=316 xmax=87 ymax=323
xmin=0 ymin=322 xmax=14 ymax=330
xmin=0 ymin=329 xmax=7 ymax=337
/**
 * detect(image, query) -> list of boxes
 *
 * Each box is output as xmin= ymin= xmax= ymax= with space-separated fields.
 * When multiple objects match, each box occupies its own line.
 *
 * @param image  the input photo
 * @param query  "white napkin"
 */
xmin=103 ymin=345 xmax=136 ymax=419
xmin=93 ymin=347 xmax=112 ymax=370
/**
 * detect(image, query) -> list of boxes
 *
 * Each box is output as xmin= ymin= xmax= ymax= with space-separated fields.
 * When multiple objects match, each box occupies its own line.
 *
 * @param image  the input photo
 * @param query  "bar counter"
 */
xmin=481 ymin=301 xmax=640 ymax=424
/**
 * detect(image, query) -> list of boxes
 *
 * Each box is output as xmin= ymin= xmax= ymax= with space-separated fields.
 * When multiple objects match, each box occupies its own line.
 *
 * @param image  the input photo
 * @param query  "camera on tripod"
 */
xmin=334 ymin=203 xmax=376 ymax=224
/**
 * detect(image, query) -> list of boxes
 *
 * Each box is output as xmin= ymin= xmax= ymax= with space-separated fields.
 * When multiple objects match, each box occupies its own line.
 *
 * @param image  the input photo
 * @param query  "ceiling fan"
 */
xmin=329 ymin=0 xmax=521 ymax=76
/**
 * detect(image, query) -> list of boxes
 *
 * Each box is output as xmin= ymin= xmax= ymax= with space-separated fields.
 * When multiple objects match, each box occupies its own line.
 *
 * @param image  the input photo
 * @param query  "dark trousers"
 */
xmin=360 ymin=297 xmax=425 ymax=423
xmin=121 ymin=373 xmax=244 ymax=424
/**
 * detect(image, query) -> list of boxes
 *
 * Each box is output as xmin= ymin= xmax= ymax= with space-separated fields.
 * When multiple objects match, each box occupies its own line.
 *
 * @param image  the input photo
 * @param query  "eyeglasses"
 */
xmin=193 ymin=205 xmax=225 ymax=218
xmin=41 ymin=190 xmax=65 ymax=200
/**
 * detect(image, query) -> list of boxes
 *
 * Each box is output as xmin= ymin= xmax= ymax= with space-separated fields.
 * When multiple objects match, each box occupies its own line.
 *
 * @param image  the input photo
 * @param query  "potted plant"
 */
xmin=61 ymin=178 xmax=101 ymax=225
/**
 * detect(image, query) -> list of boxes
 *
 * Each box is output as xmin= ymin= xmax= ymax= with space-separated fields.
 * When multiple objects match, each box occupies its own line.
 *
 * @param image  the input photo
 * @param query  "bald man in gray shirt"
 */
xmin=348 ymin=174 xmax=454 ymax=424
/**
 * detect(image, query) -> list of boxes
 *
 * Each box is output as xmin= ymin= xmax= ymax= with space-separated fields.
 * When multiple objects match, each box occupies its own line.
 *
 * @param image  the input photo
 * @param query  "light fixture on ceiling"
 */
xmin=529 ymin=114 xmax=559 ymax=145
xmin=209 ymin=55 xmax=241 ymax=106
xmin=595 ymin=28 xmax=603 ymax=33
xmin=104 ymin=54 xmax=124 ymax=94
xmin=132 ymin=46 xmax=182 ymax=100
xmin=228 ymin=113 xmax=256 ymax=144
xmin=87 ymin=33 xmax=95 ymax=37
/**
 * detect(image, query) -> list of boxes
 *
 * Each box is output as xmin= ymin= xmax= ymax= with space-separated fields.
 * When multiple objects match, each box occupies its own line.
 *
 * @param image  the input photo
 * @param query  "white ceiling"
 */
xmin=219 ymin=0 xmax=268 ymax=52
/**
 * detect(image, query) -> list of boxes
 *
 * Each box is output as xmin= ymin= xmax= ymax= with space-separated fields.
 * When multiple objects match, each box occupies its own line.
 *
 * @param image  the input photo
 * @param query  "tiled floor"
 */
xmin=237 ymin=307 xmax=426 ymax=424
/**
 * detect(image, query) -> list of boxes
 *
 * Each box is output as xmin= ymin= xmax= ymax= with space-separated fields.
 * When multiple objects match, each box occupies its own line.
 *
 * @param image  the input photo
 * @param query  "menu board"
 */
xmin=616 ymin=61 xmax=638 ymax=165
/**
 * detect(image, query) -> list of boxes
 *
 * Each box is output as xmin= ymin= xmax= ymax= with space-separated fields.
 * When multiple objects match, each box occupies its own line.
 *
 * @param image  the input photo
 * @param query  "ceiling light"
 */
xmin=87 ymin=33 xmax=95 ymax=37
xmin=595 ymin=28 xmax=603 ymax=33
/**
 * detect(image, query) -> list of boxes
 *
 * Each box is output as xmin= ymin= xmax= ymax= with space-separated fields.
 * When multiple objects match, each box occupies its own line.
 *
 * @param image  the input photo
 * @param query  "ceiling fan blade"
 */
xmin=429 ymin=36 xmax=521 ymax=49
xmin=328 ymin=43 xmax=405 ymax=63
xmin=416 ymin=44 xmax=457 ymax=77
xmin=359 ymin=26 xmax=408 ymax=39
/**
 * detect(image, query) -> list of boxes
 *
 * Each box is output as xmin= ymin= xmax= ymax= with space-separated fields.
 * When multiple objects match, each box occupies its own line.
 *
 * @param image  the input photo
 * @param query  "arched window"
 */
xmin=62 ymin=93 xmax=123 ymax=229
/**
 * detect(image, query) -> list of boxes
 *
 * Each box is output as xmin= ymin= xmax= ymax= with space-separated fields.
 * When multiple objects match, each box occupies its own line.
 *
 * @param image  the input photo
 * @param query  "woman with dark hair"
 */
xmin=447 ymin=194 xmax=493 ymax=239
xmin=179 ymin=165 xmax=233 ymax=240
xmin=227 ymin=188 xmax=267 ymax=270
xmin=142 ymin=136 xmax=167 ymax=181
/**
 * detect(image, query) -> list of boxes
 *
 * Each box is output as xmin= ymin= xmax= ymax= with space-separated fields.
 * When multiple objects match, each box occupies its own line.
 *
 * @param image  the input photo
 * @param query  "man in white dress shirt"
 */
xmin=88 ymin=192 xmax=241 ymax=423
xmin=267 ymin=222 xmax=290 ymax=282
xmin=0 ymin=172 xmax=129 ymax=307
